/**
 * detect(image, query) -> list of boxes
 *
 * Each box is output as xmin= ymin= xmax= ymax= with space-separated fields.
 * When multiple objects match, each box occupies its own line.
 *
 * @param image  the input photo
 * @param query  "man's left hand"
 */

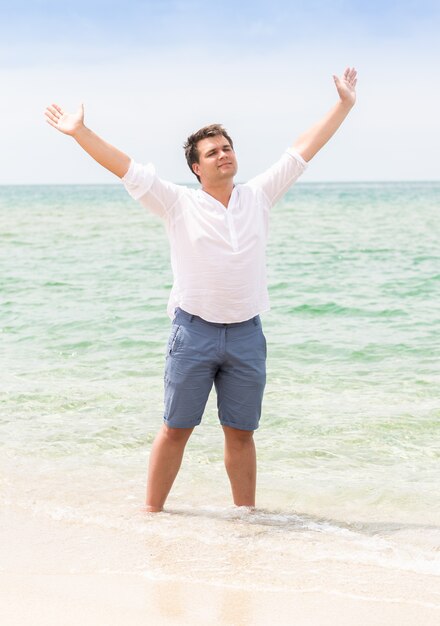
xmin=333 ymin=67 xmax=358 ymax=107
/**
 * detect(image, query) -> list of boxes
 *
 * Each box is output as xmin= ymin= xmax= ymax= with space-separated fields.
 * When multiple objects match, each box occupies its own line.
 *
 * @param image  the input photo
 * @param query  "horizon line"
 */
xmin=1 ymin=180 xmax=439 ymax=187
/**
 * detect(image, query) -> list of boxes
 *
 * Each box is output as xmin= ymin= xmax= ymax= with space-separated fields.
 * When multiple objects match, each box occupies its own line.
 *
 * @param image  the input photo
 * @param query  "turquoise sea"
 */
xmin=1 ymin=182 xmax=439 ymax=599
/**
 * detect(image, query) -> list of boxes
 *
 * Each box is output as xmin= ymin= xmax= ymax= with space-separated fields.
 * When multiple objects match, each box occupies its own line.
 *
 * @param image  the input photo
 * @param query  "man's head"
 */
xmin=183 ymin=124 xmax=236 ymax=184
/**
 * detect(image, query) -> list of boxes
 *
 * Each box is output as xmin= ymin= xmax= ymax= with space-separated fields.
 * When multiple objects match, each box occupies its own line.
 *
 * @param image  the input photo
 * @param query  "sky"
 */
xmin=1 ymin=0 xmax=439 ymax=183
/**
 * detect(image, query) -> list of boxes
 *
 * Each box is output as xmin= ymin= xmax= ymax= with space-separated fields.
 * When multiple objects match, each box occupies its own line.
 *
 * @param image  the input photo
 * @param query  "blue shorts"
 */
xmin=163 ymin=308 xmax=267 ymax=431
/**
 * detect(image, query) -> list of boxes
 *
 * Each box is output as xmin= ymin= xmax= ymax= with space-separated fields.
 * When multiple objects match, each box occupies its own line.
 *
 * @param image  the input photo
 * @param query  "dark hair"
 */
xmin=183 ymin=124 xmax=234 ymax=182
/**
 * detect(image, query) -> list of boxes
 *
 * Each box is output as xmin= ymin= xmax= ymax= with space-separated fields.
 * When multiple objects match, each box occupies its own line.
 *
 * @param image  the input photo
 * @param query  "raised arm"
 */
xmin=44 ymin=103 xmax=131 ymax=178
xmin=292 ymin=67 xmax=357 ymax=163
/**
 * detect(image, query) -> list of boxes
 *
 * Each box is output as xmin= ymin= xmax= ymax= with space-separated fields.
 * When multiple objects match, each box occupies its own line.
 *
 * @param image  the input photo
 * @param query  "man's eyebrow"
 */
xmin=204 ymin=144 xmax=231 ymax=156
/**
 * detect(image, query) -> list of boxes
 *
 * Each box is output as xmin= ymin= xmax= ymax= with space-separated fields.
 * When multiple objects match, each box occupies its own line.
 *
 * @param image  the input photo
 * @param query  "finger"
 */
xmin=345 ymin=70 xmax=354 ymax=85
xmin=52 ymin=103 xmax=64 ymax=115
xmin=45 ymin=110 xmax=59 ymax=123
xmin=46 ymin=105 xmax=61 ymax=118
xmin=45 ymin=118 xmax=58 ymax=129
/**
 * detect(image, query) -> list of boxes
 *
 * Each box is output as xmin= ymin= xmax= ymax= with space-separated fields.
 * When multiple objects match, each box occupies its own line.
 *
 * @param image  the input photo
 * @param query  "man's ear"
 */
xmin=192 ymin=162 xmax=200 ymax=176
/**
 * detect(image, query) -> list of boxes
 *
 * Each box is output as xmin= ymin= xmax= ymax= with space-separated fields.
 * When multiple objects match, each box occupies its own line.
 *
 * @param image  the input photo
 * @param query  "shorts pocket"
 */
xmin=166 ymin=324 xmax=181 ymax=356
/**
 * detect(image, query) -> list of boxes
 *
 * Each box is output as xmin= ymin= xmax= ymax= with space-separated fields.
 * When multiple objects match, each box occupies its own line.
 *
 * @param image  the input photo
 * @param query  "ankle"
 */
xmin=142 ymin=504 xmax=163 ymax=513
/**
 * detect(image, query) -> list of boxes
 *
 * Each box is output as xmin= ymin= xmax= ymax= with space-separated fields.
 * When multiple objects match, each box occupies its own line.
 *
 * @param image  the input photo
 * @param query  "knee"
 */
xmin=223 ymin=425 xmax=254 ymax=448
xmin=161 ymin=424 xmax=193 ymax=444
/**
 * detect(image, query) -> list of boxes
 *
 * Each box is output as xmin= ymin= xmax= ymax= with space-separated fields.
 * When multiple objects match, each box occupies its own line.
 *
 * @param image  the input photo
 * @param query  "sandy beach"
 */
xmin=1 ymin=506 xmax=439 ymax=626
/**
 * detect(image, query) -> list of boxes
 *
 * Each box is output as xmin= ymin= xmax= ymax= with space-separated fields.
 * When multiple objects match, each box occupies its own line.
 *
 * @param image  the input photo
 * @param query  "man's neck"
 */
xmin=201 ymin=180 xmax=234 ymax=208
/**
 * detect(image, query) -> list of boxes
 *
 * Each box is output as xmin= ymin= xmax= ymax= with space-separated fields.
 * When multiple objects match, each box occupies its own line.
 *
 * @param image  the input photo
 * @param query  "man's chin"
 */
xmin=219 ymin=166 xmax=238 ymax=177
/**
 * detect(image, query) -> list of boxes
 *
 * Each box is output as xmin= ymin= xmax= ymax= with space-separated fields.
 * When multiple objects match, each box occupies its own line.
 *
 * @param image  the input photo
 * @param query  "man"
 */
xmin=45 ymin=67 xmax=357 ymax=512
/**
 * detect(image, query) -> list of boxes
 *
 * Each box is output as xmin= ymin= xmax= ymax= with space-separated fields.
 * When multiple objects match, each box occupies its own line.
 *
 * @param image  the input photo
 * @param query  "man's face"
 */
xmin=192 ymin=135 xmax=238 ymax=185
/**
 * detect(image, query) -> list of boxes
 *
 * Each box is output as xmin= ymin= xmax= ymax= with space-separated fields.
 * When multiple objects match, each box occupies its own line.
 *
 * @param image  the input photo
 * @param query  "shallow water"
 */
xmin=1 ymin=181 xmax=439 ymax=592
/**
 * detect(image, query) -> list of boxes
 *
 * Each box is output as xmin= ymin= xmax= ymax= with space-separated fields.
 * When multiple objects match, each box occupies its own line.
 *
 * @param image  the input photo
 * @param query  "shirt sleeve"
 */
xmin=246 ymin=148 xmax=308 ymax=208
xmin=122 ymin=160 xmax=184 ymax=219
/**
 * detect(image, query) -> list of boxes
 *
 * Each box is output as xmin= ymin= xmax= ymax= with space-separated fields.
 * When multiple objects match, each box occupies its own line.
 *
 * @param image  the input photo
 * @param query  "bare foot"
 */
xmin=140 ymin=504 xmax=163 ymax=513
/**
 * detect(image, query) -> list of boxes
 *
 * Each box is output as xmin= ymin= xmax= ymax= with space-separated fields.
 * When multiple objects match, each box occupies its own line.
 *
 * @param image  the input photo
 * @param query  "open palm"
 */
xmin=333 ymin=67 xmax=357 ymax=106
xmin=44 ymin=103 xmax=84 ymax=136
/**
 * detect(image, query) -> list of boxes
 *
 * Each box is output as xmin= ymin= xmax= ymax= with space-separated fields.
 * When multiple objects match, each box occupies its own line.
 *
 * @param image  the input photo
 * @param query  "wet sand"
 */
xmin=1 ymin=507 xmax=439 ymax=626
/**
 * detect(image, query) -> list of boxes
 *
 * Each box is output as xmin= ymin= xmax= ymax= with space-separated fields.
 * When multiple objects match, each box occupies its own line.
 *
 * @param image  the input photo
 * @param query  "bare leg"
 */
xmin=222 ymin=425 xmax=256 ymax=507
xmin=145 ymin=423 xmax=194 ymax=512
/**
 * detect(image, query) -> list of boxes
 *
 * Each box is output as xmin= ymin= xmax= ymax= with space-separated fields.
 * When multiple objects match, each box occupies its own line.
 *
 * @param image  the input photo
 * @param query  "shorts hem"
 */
xmin=219 ymin=419 xmax=259 ymax=431
xmin=163 ymin=417 xmax=201 ymax=429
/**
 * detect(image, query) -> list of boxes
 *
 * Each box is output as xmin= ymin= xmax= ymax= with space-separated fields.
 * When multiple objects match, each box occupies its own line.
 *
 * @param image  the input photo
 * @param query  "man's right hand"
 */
xmin=43 ymin=102 xmax=131 ymax=178
xmin=44 ymin=103 xmax=85 ymax=137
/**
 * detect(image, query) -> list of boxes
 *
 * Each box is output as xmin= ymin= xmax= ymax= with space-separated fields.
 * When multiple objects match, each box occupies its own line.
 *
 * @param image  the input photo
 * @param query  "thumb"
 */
xmin=77 ymin=102 xmax=84 ymax=118
xmin=333 ymin=75 xmax=343 ymax=92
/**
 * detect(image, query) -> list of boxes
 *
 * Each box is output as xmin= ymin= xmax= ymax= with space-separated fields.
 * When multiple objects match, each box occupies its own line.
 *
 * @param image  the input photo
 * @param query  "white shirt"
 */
xmin=122 ymin=148 xmax=308 ymax=323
